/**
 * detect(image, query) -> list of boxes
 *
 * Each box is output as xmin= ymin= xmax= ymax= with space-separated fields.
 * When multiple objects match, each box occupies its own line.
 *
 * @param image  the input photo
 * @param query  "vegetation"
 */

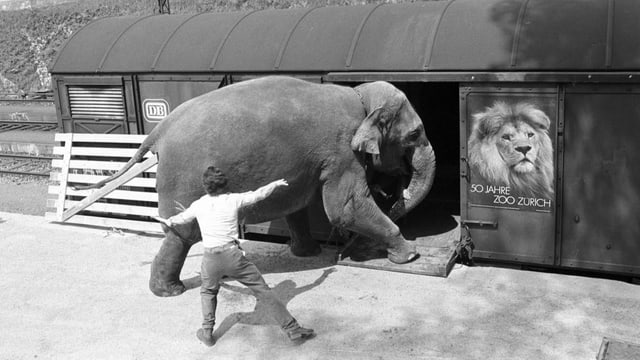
xmin=0 ymin=0 xmax=416 ymax=95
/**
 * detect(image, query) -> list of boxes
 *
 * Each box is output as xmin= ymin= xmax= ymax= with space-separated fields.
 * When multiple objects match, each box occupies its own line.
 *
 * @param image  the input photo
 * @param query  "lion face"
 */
xmin=468 ymin=101 xmax=554 ymax=199
xmin=495 ymin=120 xmax=540 ymax=174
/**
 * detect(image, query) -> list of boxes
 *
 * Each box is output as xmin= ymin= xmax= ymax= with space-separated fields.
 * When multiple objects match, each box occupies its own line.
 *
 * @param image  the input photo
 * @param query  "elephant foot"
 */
xmin=387 ymin=241 xmax=419 ymax=264
xmin=149 ymin=277 xmax=186 ymax=297
xmin=290 ymin=241 xmax=322 ymax=257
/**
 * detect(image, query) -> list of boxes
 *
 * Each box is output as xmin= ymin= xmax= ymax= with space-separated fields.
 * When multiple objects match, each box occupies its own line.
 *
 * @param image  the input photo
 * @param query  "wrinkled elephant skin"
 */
xmin=82 ymin=76 xmax=436 ymax=297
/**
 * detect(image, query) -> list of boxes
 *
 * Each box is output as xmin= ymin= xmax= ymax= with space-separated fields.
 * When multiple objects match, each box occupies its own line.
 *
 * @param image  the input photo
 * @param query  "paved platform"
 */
xmin=1 ymin=211 xmax=639 ymax=360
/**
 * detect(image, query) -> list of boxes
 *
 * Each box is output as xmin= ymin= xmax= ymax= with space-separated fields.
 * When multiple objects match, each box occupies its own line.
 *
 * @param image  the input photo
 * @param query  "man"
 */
xmin=154 ymin=166 xmax=315 ymax=346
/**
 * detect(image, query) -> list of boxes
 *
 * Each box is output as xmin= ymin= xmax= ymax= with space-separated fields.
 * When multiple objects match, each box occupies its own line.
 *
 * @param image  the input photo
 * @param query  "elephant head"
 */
xmin=351 ymin=82 xmax=436 ymax=219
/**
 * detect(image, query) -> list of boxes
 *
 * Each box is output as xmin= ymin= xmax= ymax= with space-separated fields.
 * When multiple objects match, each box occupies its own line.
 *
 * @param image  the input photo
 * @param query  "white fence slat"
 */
xmin=48 ymin=199 xmax=158 ymax=217
xmin=53 ymin=147 xmax=152 ymax=158
xmin=51 ymin=173 xmax=156 ymax=188
xmin=48 ymin=185 xmax=159 ymax=202
xmin=54 ymin=133 xmax=73 ymax=221
xmin=51 ymin=159 xmax=158 ymax=173
xmin=55 ymin=133 xmax=147 ymax=143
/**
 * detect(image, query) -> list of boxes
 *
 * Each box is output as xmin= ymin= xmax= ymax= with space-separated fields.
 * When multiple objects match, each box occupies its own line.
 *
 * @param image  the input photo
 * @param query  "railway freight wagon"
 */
xmin=50 ymin=0 xmax=640 ymax=276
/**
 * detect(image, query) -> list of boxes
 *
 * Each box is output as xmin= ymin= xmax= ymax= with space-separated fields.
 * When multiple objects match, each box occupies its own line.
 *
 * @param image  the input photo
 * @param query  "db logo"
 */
xmin=143 ymin=99 xmax=170 ymax=122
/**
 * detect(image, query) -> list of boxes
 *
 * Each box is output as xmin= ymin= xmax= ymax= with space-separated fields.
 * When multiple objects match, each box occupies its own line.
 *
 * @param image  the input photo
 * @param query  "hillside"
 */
xmin=0 ymin=0 xmax=413 ymax=95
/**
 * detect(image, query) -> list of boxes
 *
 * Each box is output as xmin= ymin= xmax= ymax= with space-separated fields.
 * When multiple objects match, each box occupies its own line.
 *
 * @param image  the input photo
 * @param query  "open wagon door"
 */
xmin=460 ymin=85 xmax=559 ymax=265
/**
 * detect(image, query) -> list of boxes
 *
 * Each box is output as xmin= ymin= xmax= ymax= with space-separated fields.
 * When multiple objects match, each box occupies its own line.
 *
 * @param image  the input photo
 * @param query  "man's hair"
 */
xmin=202 ymin=166 xmax=228 ymax=195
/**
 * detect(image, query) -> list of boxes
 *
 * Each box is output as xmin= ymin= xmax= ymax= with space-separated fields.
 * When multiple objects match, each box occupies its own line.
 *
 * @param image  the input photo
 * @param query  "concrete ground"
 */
xmin=1 ymin=211 xmax=639 ymax=360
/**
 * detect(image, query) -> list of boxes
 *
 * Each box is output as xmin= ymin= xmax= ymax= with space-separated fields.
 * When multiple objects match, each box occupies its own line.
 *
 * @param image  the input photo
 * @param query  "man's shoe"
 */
xmin=196 ymin=328 xmax=216 ymax=347
xmin=287 ymin=326 xmax=315 ymax=342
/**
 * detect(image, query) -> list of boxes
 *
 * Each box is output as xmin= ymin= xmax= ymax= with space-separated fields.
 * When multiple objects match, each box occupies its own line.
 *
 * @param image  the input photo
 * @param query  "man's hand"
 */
xmin=274 ymin=179 xmax=288 ymax=187
xmin=152 ymin=216 xmax=172 ymax=227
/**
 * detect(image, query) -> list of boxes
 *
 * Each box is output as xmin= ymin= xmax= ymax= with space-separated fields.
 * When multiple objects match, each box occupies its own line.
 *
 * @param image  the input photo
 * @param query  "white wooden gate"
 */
xmin=45 ymin=133 xmax=161 ymax=233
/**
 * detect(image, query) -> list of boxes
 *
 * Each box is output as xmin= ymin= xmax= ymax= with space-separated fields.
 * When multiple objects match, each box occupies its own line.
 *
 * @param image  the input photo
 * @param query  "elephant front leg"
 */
xmin=149 ymin=230 xmax=193 ymax=297
xmin=321 ymin=177 xmax=418 ymax=264
xmin=285 ymin=208 xmax=322 ymax=257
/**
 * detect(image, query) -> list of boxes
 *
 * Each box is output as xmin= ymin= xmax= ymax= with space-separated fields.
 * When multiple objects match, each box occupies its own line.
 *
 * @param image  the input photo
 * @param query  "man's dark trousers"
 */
xmin=200 ymin=244 xmax=298 ymax=332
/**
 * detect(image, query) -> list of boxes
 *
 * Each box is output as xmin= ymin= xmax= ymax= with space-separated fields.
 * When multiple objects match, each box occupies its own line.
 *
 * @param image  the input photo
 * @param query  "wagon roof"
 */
xmin=50 ymin=0 xmax=640 ymax=74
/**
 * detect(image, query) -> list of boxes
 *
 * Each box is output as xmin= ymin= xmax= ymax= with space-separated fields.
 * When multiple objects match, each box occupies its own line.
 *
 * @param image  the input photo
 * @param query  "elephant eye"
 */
xmin=407 ymin=129 xmax=421 ymax=141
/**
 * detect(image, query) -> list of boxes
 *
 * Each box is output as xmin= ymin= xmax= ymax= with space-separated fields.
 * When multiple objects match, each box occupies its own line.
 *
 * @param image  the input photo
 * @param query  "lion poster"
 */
xmin=466 ymin=96 xmax=556 ymax=213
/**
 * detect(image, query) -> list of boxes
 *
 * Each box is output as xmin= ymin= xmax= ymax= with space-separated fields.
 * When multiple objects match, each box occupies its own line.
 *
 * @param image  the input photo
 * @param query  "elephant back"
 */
xmin=154 ymin=76 xmax=362 ymax=206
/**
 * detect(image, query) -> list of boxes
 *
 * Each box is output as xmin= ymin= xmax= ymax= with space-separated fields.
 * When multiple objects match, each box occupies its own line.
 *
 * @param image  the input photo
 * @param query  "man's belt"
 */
xmin=204 ymin=241 xmax=238 ymax=253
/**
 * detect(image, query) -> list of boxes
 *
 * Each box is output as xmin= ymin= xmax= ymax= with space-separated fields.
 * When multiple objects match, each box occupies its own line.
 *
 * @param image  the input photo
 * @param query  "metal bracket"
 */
xmin=461 ymin=220 xmax=498 ymax=228
xmin=460 ymin=156 xmax=470 ymax=182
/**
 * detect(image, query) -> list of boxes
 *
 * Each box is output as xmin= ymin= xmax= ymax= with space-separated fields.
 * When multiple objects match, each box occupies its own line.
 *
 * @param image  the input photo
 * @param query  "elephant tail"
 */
xmin=71 ymin=133 xmax=158 ymax=190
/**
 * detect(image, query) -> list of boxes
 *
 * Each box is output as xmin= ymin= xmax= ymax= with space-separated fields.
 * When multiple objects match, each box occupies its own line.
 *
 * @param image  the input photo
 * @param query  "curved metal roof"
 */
xmin=51 ymin=0 xmax=640 ymax=74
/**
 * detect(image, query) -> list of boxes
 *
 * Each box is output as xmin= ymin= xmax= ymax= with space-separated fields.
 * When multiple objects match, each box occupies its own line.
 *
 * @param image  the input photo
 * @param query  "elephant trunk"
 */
xmin=388 ymin=142 xmax=436 ymax=221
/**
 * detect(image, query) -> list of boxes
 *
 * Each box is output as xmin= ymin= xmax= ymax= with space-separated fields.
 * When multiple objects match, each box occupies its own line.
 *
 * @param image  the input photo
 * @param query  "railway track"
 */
xmin=0 ymin=153 xmax=55 ymax=177
xmin=0 ymin=120 xmax=58 ymax=133
xmin=0 ymin=98 xmax=58 ymax=133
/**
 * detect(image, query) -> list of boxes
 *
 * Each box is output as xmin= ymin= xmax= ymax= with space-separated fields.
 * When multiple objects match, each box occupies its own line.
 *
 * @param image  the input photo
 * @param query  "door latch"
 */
xmin=461 ymin=220 xmax=498 ymax=228
xmin=460 ymin=156 xmax=470 ymax=182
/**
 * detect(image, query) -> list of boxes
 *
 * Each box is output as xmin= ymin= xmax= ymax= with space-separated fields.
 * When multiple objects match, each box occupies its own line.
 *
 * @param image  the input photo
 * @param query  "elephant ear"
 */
xmin=351 ymin=81 xmax=406 ymax=155
xmin=351 ymin=107 xmax=384 ymax=155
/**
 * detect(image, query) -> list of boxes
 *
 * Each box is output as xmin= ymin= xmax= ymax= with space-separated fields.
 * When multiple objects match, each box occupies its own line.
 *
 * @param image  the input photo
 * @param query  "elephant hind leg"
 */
xmin=285 ymin=208 xmax=322 ymax=257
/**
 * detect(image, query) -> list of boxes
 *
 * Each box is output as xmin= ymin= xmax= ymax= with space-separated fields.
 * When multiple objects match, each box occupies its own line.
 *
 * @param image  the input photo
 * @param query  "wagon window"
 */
xmin=68 ymin=86 xmax=125 ymax=120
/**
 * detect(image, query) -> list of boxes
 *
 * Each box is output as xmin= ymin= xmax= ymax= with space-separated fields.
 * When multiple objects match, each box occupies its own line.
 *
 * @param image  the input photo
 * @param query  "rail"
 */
xmin=0 ymin=153 xmax=55 ymax=177
xmin=0 ymin=120 xmax=59 ymax=133
xmin=0 ymin=98 xmax=58 ymax=132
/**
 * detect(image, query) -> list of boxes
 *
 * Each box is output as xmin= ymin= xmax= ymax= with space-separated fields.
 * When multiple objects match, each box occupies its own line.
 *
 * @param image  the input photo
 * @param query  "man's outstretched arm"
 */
xmin=237 ymin=179 xmax=288 ymax=207
xmin=153 ymin=201 xmax=198 ymax=227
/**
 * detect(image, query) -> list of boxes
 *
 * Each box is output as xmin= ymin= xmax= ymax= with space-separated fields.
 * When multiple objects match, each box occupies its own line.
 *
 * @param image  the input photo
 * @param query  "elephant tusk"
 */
xmin=174 ymin=200 xmax=187 ymax=212
xmin=372 ymin=184 xmax=391 ymax=199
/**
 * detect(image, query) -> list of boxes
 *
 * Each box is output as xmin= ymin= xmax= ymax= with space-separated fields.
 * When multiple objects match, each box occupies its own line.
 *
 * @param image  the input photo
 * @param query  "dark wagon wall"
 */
xmin=50 ymin=0 xmax=640 ymax=276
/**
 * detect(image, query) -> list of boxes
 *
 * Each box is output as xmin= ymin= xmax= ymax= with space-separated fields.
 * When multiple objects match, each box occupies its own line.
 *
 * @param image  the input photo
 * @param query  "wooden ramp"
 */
xmin=337 ymin=211 xmax=460 ymax=277
xmin=597 ymin=337 xmax=640 ymax=360
xmin=45 ymin=133 xmax=162 ymax=234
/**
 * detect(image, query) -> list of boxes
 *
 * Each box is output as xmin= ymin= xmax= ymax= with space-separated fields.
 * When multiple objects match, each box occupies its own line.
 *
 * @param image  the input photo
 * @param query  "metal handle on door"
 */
xmin=461 ymin=220 xmax=498 ymax=228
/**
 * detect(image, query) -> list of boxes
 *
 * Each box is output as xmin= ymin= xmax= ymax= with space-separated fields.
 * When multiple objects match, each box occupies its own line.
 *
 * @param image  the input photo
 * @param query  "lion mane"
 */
xmin=468 ymin=101 xmax=554 ymax=199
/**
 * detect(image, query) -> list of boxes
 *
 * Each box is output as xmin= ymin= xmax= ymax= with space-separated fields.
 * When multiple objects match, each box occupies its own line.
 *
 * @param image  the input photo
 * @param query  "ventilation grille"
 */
xmin=68 ymin=86 xmax=125 ymax=120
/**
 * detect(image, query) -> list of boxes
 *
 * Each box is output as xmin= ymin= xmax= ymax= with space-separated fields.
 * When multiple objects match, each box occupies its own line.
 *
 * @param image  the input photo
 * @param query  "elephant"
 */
xmin=82 ymin=76 xmax=436 ymax=297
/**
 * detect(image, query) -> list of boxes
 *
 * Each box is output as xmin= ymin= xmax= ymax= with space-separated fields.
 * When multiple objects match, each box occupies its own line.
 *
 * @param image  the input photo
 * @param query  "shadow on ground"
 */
xmin=180 ymin=243 xmax=339 ymax=291
xmin=213 ymin=268 xmax=337 ymax=341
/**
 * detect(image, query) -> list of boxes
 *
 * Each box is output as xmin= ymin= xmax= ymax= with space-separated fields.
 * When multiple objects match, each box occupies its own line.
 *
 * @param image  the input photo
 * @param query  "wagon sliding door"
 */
xmin=137 ymin=75 xmax=225 ymax=134
xmin=460 ymin=85 xmax=558 ymax=265
xmin=561 ymin=85 xmax=640 ymax=275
